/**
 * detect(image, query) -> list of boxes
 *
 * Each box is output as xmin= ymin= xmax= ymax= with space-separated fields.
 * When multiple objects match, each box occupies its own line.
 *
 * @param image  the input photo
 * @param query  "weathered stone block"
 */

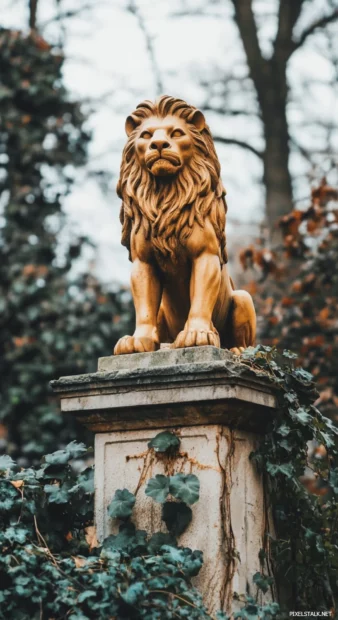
xmin=95 ymin=425 xmax=270 ymax=614
xmin=51 ymin=347 xmax=277 ymax=614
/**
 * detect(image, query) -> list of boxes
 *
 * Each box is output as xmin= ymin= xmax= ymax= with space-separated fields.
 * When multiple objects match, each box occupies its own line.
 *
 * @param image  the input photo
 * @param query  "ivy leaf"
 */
xmin=0 ymin=455 xmax=15 ymax=472
xmin=329 ymin=468 xmax=338 ymax=494
xmin=102 ymin=523 xmax=147 ymax=553
xmin=121 ymin=582 xmax=146 ymax=605
xmin=44 ymin=441 xmax=87 ymax=466
xmin=69 ymin=467 xmax=94 ymax=495
xmin=289 ymin=408 xmax=312 ymax=425
xmin=148 ymin=431 xmax=180 ymax=453
xmin=4 ymin=526 xmax=29 ymax=544
xmin=320 ymin=431 xmax=335 ymax=449
xmin=78 ymin=590 xmax=96 ymax=603
xmin=293 ymin=368 xmax=313 ymax=383
xmin=44 ymin=483 xmax=70 ymax=504
xmin=169 ymin=473 xmax=200 ymax=505
xmin=162 ymin=501 xmax=192 ymax=536
xmin=107 ymin=489 xmax=135 ymax=519
xmin=252 ymin=571 xmax=274 ymax=593
xmin=266 ymin=462 xmax=294 ymax=478
xmin=277 ymin=424 xmax=291 ymax=437
xmin=145 ymin=475 xmax=170 ymax=504
xmin=282 ymin=350 xmax=298 ymax=360
xmin=147 ymin=532 xmax=176 ymax=553
xmin=279 ymin=439 xmax=292 ymax=452
xmin=161 ymin=546 xmax=203 ymax=577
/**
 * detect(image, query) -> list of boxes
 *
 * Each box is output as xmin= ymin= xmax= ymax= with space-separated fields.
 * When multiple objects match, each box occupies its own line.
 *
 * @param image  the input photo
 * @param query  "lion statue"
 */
xmin=114 ymin=95 xmax=256 ymax=355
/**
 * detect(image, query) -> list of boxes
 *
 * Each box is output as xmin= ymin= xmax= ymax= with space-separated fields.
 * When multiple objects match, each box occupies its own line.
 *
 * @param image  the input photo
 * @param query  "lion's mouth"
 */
xmin=146 ymin=153 xmax=181 ymax=169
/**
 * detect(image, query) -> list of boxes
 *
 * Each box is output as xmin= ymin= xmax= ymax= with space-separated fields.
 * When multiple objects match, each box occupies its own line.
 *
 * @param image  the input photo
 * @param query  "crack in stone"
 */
xmin=216 ymin=428 xmax=237 ymax=613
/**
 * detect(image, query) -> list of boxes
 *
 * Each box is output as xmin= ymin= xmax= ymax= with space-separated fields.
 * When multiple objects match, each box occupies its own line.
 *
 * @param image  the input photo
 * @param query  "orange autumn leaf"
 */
xmin=11 ymin=480 xmax=24 ymax=489
xmin=97 ymin=295 xmax=107 ymax=304
xmin=72 ymin=556 xmax=86 ymax=568
xmin=85 ymin=525 xmax=98 ymax=551
xmin=318 ymin=307 xmax=329 ymax=323
xmin=291 ymin=280 xmax=302 ymax=293
xmin=281 ymin=297 xmax=293 ymax=307
xmin=13 ymin=336 xmax=30 ymax=347
xmin=312 ymin=178 xmax=338 ymax=207
xmin=23 ymin=264 xmax=36 ymax=276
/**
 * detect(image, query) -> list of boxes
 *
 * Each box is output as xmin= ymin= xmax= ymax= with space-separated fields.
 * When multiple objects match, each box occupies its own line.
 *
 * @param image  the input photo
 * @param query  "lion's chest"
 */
xmin=153 ymin=243 xmax=191 ymax=277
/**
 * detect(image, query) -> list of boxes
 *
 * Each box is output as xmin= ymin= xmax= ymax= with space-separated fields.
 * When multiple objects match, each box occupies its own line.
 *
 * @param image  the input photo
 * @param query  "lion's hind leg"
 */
xmin=227 ymin=290 xmax=256 ymax=355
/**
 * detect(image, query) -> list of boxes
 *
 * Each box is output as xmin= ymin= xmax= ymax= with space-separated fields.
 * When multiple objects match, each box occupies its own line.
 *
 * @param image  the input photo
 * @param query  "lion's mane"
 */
xmin=117 ymin=95 xmax=228 ymax=264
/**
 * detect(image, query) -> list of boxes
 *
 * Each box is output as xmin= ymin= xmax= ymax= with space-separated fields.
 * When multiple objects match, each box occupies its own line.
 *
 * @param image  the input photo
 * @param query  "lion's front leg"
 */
xmin=173 ymin=252 xmax=221 ymax=349
xmin=114 ymin=258 xmax=162 ymax=355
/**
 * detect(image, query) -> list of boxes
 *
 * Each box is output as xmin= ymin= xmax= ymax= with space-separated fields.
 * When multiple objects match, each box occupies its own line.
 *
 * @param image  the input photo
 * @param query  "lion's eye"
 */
xmin=171 ymin=129 xmax=185 ymax=138
xmin=140 ymin=131 xmax=152 ymax=139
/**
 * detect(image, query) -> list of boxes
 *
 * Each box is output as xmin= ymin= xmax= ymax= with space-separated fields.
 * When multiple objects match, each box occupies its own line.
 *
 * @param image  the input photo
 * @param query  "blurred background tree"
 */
xmin=4 ymin=0 xmax=337 ymax=261
xmin=241 ymin=178 xmax=338 ymax=422
xmin=0 ymin=26 xmax=133 ymax=462
xmin=0 ymin=0 xmax=337 ymax=463
xmin=200 ymin=0 xmax=338 ymax=235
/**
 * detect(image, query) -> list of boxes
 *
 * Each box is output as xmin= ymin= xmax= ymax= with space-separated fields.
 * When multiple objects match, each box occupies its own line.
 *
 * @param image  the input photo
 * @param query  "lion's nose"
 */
xmin=150 ymin=139 xmax=170 ymax=151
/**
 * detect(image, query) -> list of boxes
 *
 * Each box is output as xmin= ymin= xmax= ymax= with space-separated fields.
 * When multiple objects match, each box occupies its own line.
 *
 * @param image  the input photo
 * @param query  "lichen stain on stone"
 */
xmin=126 ymin=446 xmax=221 ymax=481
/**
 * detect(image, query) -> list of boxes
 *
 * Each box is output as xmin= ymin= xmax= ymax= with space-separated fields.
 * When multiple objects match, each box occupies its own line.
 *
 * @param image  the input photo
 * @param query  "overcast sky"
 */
xmin=2 ymin=0 xmax=338 ymax=283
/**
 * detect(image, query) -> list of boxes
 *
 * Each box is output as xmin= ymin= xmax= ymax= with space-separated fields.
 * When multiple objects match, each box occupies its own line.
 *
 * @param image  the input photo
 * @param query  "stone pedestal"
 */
xmin=51 ymin=346 xmax=277 ymax=615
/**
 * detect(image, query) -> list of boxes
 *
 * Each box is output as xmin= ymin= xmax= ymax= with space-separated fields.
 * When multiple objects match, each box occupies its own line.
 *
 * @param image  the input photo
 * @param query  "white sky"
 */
xmin=2 ymin=0 xmax=338 ymax=284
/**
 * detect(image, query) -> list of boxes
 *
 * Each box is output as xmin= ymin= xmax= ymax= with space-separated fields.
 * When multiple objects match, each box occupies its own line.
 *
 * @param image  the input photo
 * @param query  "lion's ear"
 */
xmin=125 ymin=114 xmax=140 ymax=136
xmin=190 ymin=109 xmax=205 ymax=132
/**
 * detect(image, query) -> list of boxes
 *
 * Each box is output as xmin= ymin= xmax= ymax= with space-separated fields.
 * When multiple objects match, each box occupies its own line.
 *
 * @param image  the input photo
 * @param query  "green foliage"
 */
xmin=233 ymin=598 xmax=280 ymax=620
xmin=252 ymin=572 xmax=274 ymax=595
xmin=169 ymin=473 xmax=200 ymax=505
xmin=148 ymin=431 xmax=181 ymax=453
xmin=145 ymin=472 xmax=200 ymax=506
xmin=242 ymin=345 xmax=338 ymax=611
xmin=0 ymin=434 xmax=281 ymax=618
xmin=0 ymin=29 xmax=133 ymax=461
xmin=107 ymin=488 xmax=136 ymax=519
xmin=0 ymin=443 xmax=214 ymax=619
xmin=162 ymin=501 xmax=192 ymax=537
xmin=145 ymin=474 xmax=170 ymax=503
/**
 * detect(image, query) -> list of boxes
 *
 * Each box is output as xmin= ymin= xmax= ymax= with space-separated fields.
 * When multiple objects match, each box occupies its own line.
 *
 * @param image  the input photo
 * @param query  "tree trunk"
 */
xmin=29 ymin=0 xmax=38 ymax=30
xmin=260 ymin=83 xmax=294 ymax=236
xmin=230 ymin=0 xmax=304 ymax=237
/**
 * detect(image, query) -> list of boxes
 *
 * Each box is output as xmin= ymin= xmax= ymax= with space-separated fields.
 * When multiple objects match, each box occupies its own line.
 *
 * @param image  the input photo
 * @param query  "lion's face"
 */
xmin=133 ymin=115 xmax=196 ymax=178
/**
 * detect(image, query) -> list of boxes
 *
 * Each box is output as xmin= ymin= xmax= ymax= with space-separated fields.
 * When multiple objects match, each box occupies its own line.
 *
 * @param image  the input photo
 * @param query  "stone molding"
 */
xmin=51 ymin=347 xmax=277 ymax=433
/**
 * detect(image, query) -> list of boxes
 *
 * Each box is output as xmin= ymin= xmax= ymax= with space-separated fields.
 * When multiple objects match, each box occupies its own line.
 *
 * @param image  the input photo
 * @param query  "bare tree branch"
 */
xmin=40 ymin=5 xmax=97 ymax=28
xmin=292 ymin=9 xmax=338 ymax=53
xmin=127 ymin=0 xmax=164 ymax=96
xmin=202 ymin=105 xmax=254 ymax=117
xmin=273 ymin=0 xmax=304 ymax=62
xmin=29 ymin=0 xmax=38 ymax=30
xmin=213 ymin=136 xmax=263 ymax=159
xmin=230 ymin=0 xmax=268 ymax=99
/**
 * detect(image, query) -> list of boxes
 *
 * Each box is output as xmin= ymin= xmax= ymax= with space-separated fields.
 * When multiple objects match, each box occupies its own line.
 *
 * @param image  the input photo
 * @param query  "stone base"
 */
xmin=95 ymin=424 xmax=273 ymax=614
xmin=51 ymin=347 xmax=277 ymax=614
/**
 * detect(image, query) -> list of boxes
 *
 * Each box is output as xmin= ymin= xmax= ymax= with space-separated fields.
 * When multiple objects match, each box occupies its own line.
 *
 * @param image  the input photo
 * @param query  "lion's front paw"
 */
xmin=230 ymin=346 xmax=246 ymax=356
xmin=173 ymin=325 xmax=220 ymax=349
xmin=114 ymin=335 xmax=159 ymax=355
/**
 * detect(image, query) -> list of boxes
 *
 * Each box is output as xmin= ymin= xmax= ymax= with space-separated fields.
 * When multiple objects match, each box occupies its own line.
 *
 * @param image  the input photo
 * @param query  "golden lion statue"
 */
xmin=114 ymin=95 xmax=256 ymax=355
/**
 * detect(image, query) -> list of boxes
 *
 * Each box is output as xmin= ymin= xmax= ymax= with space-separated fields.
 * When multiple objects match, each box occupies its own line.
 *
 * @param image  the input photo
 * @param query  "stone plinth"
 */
xmin=51 ymin=347 xmax=277 ymax=614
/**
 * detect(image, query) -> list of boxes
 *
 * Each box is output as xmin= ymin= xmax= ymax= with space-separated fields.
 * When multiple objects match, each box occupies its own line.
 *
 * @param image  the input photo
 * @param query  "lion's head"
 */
xmin=117 ymin=95 xmax=227 ymax=264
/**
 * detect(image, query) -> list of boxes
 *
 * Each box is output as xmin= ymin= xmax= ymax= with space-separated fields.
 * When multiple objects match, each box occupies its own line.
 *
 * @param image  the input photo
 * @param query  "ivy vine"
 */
xmin=0 ymin=347 xmax=336 ymax=617
xmin=242 ymin=345 xmax=338 ymax=614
